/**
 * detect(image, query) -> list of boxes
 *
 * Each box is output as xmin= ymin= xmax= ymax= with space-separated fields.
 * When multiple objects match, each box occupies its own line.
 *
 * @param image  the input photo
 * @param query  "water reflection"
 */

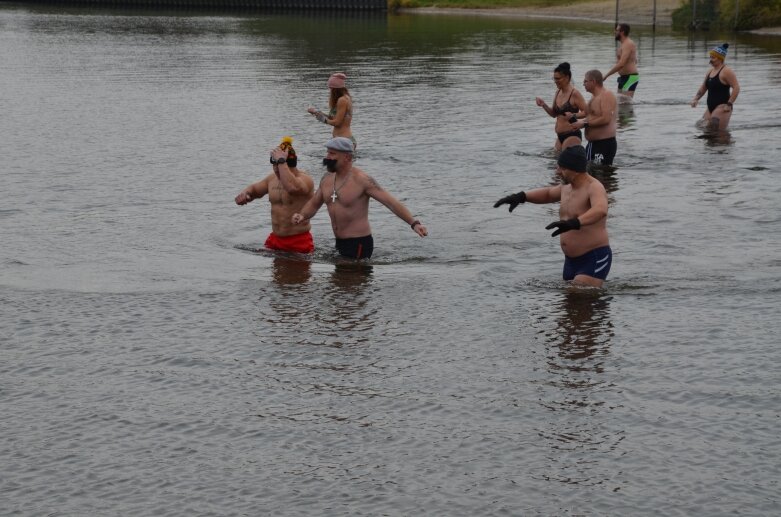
xmin=588 ymin=165 xmax=620 ymax=194
xmin=271 ymin=255 xmax=312 ymax=286
xmin=537 ymin=288 xmax=619 ymax=486
xmin=307 ymin=264 xmax=377 ymax=348
xmin=329 ymin=263 xmax=373 ymax=293
xmin=697 ymin=127 xmax=733 ymax=147
xmin=551 ymin=289 xmax=613 ymax=365
xmin=257 ymin=256 xmax=314 ymax=335
xmin=617 ymin=102 xmax=636 ymax=129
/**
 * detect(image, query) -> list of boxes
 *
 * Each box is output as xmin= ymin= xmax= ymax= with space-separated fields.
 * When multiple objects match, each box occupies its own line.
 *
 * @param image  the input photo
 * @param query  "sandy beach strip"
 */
xmin=399 ymin=0 xmax=781 ymax=33
xmin=399 ymin=0 xmax=682 ymax=27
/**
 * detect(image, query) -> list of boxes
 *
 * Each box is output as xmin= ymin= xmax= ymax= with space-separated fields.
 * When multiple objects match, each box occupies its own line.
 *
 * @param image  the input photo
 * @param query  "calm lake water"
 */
xmin=2 ymin=3 xmax=781 ymax=515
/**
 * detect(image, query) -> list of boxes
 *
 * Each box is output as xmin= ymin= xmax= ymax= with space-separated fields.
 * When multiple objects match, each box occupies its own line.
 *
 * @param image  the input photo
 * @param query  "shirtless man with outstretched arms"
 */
xmin=494 ymin=145 xmax=612 ymax=287
xmin=292 ymin=137 xmax=427 ymax=260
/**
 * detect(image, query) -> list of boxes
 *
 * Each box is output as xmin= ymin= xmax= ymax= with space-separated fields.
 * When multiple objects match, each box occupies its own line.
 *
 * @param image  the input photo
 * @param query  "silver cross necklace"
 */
xmin=330 ymin=169 xmax=351 ymax=203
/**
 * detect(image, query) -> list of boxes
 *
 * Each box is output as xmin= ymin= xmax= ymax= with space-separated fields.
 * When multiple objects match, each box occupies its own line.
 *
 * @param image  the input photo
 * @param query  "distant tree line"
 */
xmin=673 ymin=0 xmax=781 ymax=30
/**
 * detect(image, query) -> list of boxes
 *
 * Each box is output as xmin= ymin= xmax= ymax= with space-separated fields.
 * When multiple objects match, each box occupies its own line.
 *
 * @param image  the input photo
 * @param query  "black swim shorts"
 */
xmin=335 ymin=235 xmax=374 ymax=260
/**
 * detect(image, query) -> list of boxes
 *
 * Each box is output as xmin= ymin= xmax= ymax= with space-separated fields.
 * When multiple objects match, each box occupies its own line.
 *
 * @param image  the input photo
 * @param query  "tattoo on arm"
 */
xmin=367 ymin=175 xmax=384 ymax=191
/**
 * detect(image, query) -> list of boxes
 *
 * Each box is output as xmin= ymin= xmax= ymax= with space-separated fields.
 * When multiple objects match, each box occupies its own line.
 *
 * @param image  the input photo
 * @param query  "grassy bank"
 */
xmin=672 ymin=0 xmax=781 ymax=30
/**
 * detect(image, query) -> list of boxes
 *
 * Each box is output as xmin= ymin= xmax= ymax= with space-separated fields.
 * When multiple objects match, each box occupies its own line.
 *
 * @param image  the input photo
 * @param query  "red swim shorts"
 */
xmin=264 ymin=231 xmax=315 ymax=254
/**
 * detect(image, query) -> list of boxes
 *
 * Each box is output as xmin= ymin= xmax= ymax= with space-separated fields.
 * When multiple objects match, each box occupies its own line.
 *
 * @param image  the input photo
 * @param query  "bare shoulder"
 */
xmin=318 ymin=173 xmax=332 ymax=188
xmin=355 ymin=168 xmax=383 ymax=191
xmin=351 ymin=167 xmax=369 ymax=182
xmin=588 ymin=176 xmax=608 ymax=195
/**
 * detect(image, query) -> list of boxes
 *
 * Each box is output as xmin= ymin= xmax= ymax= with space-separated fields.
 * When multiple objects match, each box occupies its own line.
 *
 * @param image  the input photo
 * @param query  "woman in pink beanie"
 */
xmin=308 ymin=72 xmax=356 ymax=149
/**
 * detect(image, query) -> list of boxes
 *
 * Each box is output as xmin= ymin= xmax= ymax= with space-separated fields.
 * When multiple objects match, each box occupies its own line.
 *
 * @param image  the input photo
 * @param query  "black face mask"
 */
xmin=323 ymin=158 xmax=338 ymax=172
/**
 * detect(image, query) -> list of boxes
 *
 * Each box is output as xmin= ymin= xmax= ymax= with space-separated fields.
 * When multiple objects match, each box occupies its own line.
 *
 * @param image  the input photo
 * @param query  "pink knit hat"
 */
xmin=327 ymin=72 xmax=347 ymax=89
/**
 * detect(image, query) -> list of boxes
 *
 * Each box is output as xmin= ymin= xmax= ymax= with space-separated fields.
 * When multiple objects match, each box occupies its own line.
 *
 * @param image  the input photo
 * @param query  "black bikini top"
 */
xmin=552 ymin=90 xmax=577 ymax=116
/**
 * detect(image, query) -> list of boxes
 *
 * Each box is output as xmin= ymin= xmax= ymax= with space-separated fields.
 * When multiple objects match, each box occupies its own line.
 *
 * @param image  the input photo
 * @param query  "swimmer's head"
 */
xmin=325 ymin=136 xmax=355 ymax=154
xmin=615 ymin=23 xmax=630 ymax=40
xmin=557 ymin=145 xmax=588 ymax=173
xmin=709 ymin=43 xmax=729 ymax=62
xmin=279 ymin=136 xmax=297 ymax=168
xmin=584 ymin=69 xmax=604 ymax=87
xmin=327 ymin=72 xmax=347 ymax=89
xmin=323 ymin=137 xmax=354 ymax=172
xmin=554 ymin=62 xmax=572 ymax=83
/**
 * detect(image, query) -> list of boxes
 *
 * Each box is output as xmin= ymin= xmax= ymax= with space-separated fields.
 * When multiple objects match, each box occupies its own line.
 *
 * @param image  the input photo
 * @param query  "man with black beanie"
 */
xmin=493 ymin=145 xmax=612 ymax=286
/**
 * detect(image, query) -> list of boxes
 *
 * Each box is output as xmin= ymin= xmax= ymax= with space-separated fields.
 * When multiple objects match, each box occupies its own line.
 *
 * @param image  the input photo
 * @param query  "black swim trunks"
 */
xmin=335 ymin=235 xmax=374 ymax=260
xmin=586 ymin=137 xmax=617 ymax=166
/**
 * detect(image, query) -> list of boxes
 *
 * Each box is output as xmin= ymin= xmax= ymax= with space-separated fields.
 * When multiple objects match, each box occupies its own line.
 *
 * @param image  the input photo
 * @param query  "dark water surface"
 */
xmin=2 ymin=4 xmax=780 ymax=515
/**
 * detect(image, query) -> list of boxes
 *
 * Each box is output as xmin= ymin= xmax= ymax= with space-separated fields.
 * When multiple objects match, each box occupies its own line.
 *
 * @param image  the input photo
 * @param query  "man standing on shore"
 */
xmin=493 ymin=145 xmax=612 ymax=287
xmin=570 ymin=70 xmax=618 ymax=167
xmin=291 ymin=137 xmax=427 ymax=260
xmin=604 ymin=23 xmax=639 ymax=100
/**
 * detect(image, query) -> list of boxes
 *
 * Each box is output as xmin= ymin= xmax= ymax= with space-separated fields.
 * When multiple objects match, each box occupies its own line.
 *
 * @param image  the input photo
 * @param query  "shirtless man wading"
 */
xmin=570 ymin=70 xmax=618 ymax=167
xmin=291 ymin=137 xmax=427 ymax=260
xmin=235 ymin=137 xmax=316 ymax=254
xmin=604 ymin=22 xmax=639 ymax=100
xmin=493 ymin=145 xmax=612 ymax=287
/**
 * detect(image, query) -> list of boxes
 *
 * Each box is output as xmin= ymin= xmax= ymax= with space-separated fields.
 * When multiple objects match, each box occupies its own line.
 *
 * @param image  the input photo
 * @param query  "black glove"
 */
xmin=493 ymin=191 xmax=526 ymax=212
xmin=545 ymin=218 xmax=581 ymax=237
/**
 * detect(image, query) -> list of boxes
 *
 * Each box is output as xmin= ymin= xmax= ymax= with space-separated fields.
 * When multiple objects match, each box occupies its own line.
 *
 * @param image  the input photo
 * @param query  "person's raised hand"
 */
xmin=493 ymin=191 xmax=526 ymax=212
xmin=235 ymin=191 xmax=252 ymax=205
xmin=545 ymin=218 xmax=580 ymax=237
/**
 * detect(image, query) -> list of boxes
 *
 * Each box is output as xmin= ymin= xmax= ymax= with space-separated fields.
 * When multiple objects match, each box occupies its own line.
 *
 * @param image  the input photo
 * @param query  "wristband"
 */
xmin=410 ymin=219 xmax=421 ymax=230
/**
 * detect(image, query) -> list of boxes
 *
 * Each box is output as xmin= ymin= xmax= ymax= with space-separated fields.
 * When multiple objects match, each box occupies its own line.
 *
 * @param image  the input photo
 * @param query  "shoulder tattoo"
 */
xmin=366 ymin=175 xmax=383 ymax=191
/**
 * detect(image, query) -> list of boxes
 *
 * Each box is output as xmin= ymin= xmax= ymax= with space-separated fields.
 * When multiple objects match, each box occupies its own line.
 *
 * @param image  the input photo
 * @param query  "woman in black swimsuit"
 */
xmin=691 ymin=43 xmax=740 ymax=131
xmin=535 ymin=62 xmax=588 ymax=152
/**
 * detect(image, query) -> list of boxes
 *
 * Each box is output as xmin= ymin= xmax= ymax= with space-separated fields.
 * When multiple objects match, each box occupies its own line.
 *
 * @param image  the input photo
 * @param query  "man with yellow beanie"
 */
xmin=235 ymin=137 xmax=316 ymax=254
